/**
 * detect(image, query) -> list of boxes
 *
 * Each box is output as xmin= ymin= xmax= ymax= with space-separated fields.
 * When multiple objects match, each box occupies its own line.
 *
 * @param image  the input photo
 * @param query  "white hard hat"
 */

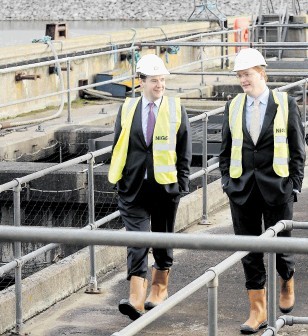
xmin=136 ymin=54 xmax=170 ymax=76
xmin=233 ymin=48 xmax=267 ymax=71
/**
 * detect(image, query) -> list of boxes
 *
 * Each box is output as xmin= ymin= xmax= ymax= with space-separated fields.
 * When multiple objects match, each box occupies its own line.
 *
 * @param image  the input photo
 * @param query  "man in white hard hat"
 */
xmin=108 ymin=54 xmax=192 ymax=320
xmin=219 ymin=48 xmax=305 ymax=334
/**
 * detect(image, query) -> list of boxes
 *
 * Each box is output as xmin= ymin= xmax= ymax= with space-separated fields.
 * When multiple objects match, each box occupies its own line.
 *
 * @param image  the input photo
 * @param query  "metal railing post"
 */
xmin=268 ymin=252 xmax=277 ymax=333
xmin=85 ymin=154 xmax=101 ymax=294
xmin=200 ymin=35 xmax=205 ymax=86
xmin=200 ymin=113 xmax=210 ymax=224
xmin=207 ymin=270 xmax=218 ymax=336
xmin=13 ymin=181 xmax=23 ymax=334
xmin=220 ymin=33 xmax=224 ymax=69
xmin=224 ymin=29 xmax=229 ymax=68
xmin=131 ymin=49 xmax=135 ymax=98
xmin=66 ymin=59 xmax=72 ymax=123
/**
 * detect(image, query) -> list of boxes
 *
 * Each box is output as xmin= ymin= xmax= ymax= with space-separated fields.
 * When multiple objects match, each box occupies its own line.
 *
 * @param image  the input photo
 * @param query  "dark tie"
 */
xmin=146 ymin=102 xmax=155 ymax=145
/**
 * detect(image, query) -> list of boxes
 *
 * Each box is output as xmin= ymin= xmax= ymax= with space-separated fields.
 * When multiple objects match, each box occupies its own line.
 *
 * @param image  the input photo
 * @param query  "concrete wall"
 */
xmin=0 ymin=0 xmax=306 ymax=20
xmin=0 ymin=178 xmax=228 ymax=334
xmin=0 ymin=21 xmax=226 ymax=119
xmin=1 ymin=12 xmax=307 ymax=120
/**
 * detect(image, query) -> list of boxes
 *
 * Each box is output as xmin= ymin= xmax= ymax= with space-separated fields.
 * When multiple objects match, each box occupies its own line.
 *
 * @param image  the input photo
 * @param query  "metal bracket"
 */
xmin=85 ymin=284 xmax=102 ymax=294
xmin=15 ymin=72 xmax=41 ymax=81
xmin=36 ymin=125 xmax=45 ymax=132
xmin=85 ymin=276 xmax=102 ymax=294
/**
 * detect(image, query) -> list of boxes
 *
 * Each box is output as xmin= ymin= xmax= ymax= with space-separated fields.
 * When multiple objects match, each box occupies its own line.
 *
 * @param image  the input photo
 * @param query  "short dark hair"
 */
xmin=138 ymin=73 xmax=147 ymax=81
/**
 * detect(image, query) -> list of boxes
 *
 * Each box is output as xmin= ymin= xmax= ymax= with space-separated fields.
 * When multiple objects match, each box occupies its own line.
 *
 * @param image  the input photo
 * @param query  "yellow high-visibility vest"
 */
xmin=229 ymin=91 xmax=289 ymax=178
xmin=108 ymin=96 xmax=182 ymax=184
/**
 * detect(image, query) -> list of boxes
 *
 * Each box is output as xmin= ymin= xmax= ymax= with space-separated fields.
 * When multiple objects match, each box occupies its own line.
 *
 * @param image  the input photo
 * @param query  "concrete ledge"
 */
xmin=0 ymin=178 xmax=228 ymax=334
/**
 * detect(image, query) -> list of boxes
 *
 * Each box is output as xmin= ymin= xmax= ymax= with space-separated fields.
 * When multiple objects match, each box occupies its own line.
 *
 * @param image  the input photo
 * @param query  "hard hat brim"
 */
xmin=138 ymin=69 xmax=170 ymax=76
xmin=233 ymin=62 xmax=268 ymax=72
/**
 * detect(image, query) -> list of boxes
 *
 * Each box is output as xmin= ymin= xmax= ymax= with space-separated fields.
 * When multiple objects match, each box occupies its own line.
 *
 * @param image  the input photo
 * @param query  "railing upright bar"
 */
xmin=268 ymin=252 xmax=277 ymax=332
xmin=207 ymin=272 xmax=219 ymax=336
xmin=200 ymin=35 xmax=205 ymax=85
xmin=85 ymin=155 xmax=100 ymax=294
xmin=13 ymin=182 xmax=23 ymax=334
xmin=224 ymin=29 xmax=229 ymax=68
xmin=200 ymin=113 xmax=209 ymax=224
xmin=66 ymin=60 xmax=72 ymax=124
xmin=131 ymin=49 xmax=135 ymax=98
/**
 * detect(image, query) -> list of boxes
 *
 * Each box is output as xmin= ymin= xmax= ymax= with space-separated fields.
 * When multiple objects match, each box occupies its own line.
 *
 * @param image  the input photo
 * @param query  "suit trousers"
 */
xmin=118 ymin=179 xmax=180 ymax=280
xmin=229 ymin=184 xmax=295 ymax=290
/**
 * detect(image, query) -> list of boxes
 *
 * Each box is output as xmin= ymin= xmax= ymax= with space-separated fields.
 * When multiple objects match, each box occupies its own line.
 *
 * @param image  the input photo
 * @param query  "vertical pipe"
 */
xmin=85 ymin=155 xmax=101 ymax=294
xmin=59 ymin=143 xmax=62 ymax=164
xmin=207 ymin=275 xmax=218 ymax=336
xmin=268 ymin=252 xmax=277 ymax=332
xmin=220 ymin=33 xmax=224 ymax=69
xmin=13 ymin=183 xmax=23 ymax=334
xmin=224 ymin=30 xmax=229 ymax=68
xmin=237 ymin=30 xmax=241 ymax=52
xmin=66 ymin=59 xmax=72 ymax=123
xmin=131 ymin=49 xmax=135 ymax=98
xmin=263 ymin=28 xmax=267 ymax=59
xmin=200 ymin=36 xmax=205 ymax=86
xmin=200 ymin=114 xmax=209 ymax=224
xmin=259 ymin=0 xmax=263 ymax=22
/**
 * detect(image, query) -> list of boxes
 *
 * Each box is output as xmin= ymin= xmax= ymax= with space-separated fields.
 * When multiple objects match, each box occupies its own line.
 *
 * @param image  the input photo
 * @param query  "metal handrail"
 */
xmin=2 ymin=220 xmax=308 ymax=255
xmin=140 ymin=41 xmax=308 ymax=48
xmin=0 ymin=46 xmax=138 ymax=75
xmin=1 ymin=220 xmax=308 ymax=336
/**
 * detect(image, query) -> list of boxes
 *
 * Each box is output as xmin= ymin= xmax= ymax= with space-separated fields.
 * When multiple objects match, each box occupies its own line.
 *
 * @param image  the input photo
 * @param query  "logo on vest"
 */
xmin=276 ymin=128 xmax=286 ymax=133
xmin=155 ymin=135 xmax=168 ymax=141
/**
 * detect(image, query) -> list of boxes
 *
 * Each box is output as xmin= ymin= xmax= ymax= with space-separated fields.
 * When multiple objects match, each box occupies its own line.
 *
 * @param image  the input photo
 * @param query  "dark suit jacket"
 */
xmin=112 ymin=97 xmax=192 ymax=202
xmin=219 ymin=91 xmax=306 ymax=206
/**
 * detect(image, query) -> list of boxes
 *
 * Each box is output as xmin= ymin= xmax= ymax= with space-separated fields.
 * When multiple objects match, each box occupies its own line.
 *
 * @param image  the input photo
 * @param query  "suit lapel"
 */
xmin=132 ymin=99 xmax=147 ymax=148
xmin=257 ymin=91 xmax=278 ymax=142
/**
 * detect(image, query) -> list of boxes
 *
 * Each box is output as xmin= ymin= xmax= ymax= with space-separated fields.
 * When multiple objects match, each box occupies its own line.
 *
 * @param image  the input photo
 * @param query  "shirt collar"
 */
xmin=247 ymin=87 xmax=269 ymax=106
xmin=142 ymin=96 xmax=162 ymax=110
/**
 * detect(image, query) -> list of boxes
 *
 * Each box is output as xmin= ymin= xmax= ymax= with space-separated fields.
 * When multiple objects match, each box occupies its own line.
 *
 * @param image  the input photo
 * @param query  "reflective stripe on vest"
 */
xmin=153 ymin=96 xmax=181 ymax=184
xmin=229 ymin=92 xmax=289 ymax=178
xmin=108 ymin=96 xmax=181 ymax=184
xmin=272 ymin=91 xmax=289 ymax=177
xmin=229 ymin=94 xmax=245 ymax=178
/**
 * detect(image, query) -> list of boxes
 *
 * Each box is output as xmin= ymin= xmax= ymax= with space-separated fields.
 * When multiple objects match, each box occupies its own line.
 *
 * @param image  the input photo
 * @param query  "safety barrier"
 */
xmin=1 ymin=220 xmax=308 ymax=336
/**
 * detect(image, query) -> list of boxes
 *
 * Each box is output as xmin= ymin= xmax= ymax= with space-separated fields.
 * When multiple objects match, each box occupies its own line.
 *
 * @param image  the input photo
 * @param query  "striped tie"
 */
xmin=146 ymin=102 xmax=155 ymax=145
xmin=250 ymin=99 xmax=260 ymax=145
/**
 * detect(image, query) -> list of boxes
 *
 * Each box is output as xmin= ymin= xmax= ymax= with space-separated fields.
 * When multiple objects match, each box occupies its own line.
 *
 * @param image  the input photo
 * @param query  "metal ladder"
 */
xmin=253 ymin=0 xmax=293 ymax=59
xmin=187 ymin=0 xmax=227 ymax=29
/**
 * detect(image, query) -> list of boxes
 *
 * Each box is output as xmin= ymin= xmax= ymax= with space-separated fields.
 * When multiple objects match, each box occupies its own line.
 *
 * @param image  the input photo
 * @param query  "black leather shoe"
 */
xmin=240 ymin=321 xmax=268 ymax=334
xmin=118 ymin=299 xmax=144 ymax=320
